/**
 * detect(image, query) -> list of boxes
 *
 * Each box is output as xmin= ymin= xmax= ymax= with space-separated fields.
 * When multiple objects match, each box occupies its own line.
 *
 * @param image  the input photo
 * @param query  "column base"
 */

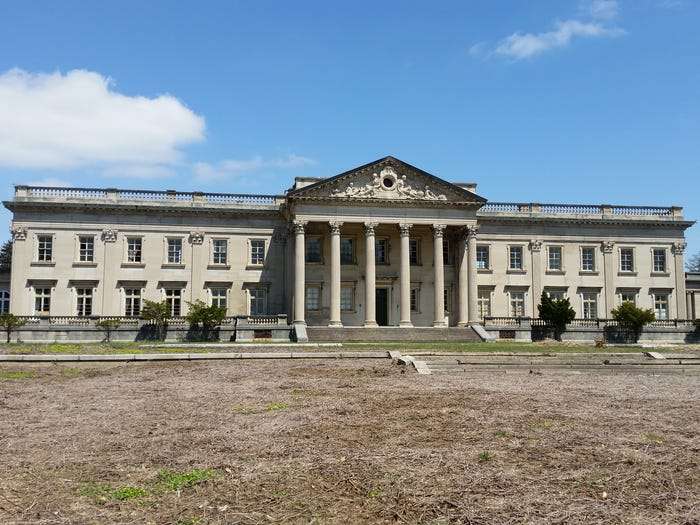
xmin=399 ymin=321 xmax=413 ymax=327
xmin=364 ymin=321 xmax=378 ymax=327
xmin=328 ymin=321 xmax=343 ymax=327
xmin=433 ymin=321 xmax=448 ymax=328
xmin=456 ymin=321 xmax=470 ymax=327
xmin=293 ymin=320 xmax=307 ymax=326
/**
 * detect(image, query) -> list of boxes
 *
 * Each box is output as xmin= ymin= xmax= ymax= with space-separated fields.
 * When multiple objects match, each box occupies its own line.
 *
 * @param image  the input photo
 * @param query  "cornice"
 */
xmin=476 ymin=214 xmax=695 ymax=229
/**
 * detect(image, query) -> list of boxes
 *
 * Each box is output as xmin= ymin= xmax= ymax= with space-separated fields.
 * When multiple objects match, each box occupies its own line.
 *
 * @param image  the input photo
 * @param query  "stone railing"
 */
xmin=484 ymin=317 xmax=697 ymax=328
xmin=14 ymin=186 xmax=284 ymax=207
xmin=480 ymin=202 xmax=682 ymax=219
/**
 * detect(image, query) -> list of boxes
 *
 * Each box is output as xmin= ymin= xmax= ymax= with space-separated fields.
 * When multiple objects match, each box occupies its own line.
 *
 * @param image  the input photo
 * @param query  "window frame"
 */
xmin=75 ymin=287 xmax=93 ymax=317
xmin=165 ymin=237 xmax=184 ymax=266
xmin=210 ymin=287 xmax=228 ymax=310
xmin=507 ymin=245 xmax=525 ymax=272
xmin=619 ymin=247 xmax=635 ymax=273
xmin=249 ymin=238 xmax=267 ymax=266
xmin=340 ymin=237 xmax=356 ymax=265
xmin=305 ymin=236 xmax=323 ymax=264
xmin=476 ymin=245 xmax=490 ymax=270
xmin=125 ymin=236 xmax=143 ymax=264
xmin=410 ymin=286 xmax=421 ymax=313
xmin=409 ymin=238 xmax=421 ymax=266
xmin=211 ymin=238 xmax=229 ymax=266
xmin=248 ymin=286 xmax=268 ymax=316
xmin=375 ymin=237 xmax=390 ymax=265
xmin=305 ymin=284 xmax=322 ymax=311
xmin=580 ymin=246 xmax=597 ymax=273
xmin=164 ymin=288 xmax=183 ymax=317
xmin=78 ymin=235 xmax=95 ymax=263
xmin=477 ymin=288 xmax=492 ymax=319
xmin=581 ymin=292 xmax=598 ymax=319
xmin=547 ymin=245 xmax=563 ymax=272
xmin=124 ymin=287 xmax=142 ymax=317
xmin=618 ymin=289 xmax=637 ymax=305
xmin=34 ymin=286 xmax=52 ymax=315
xmin=653 ymin=292 xmax=670 ymax=320
xmin=0 ymin=289 xmax=9 ymax=314
xmin=651 ymin=247 xmax=668 ymax=274
xmin=508 ymin=290 xmax=526 ymax=317
xmin=442 ymin=239 xmax=454 ymax=266
xmin=36 ymin=234 xmax=54 ymax=263
xmin=340 ymin=283 xmax=355 ymax=312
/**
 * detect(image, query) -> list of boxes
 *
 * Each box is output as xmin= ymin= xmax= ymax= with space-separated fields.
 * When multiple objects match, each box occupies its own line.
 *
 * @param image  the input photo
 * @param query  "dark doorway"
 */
xmin=376 ymin=288 xmax=389 ymax=326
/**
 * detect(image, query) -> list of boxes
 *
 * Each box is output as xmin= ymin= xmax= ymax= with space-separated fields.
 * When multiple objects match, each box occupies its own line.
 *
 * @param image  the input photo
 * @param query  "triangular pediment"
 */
xmin=287 ymin=156 xmax=486 ymax=205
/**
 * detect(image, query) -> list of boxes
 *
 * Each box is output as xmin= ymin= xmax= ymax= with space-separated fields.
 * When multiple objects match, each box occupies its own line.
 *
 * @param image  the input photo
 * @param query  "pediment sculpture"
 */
xmin=331 ymin=167 xmax=447 ymax=201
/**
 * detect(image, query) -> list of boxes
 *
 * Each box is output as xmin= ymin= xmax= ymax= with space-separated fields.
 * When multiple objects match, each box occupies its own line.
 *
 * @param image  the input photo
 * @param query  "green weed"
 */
xmin=157 ymin=468 xmax=215 ymax=491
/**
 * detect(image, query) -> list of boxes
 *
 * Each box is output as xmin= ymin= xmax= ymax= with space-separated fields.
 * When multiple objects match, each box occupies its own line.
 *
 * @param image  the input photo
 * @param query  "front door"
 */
xmin=376 ymin=288 xmax=389 ymax=326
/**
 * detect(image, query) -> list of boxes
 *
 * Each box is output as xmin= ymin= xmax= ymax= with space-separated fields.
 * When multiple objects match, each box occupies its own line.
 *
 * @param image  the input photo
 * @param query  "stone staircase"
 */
xmin=306 ymin=325 xmax=483 ymax=342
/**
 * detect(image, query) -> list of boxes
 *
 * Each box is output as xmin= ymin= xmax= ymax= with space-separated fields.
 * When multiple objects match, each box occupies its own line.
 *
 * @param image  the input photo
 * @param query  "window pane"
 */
xmin=410 ymin=289 xmax=419 ymax=312
xmin=306 ymin=239 xmax=321 ymax=263
xmin=211 ymin=288 xmax=227 ymax=309
xmin=509 ymin=247 xmax=523 ymax=270
xmin=476 ymin=246 xmax=489 ymax=269
xmin=340 ymin=238 xmax=354 ymax=264
xmin=165 ymin=289 xmax=181 ymax=316
xmin=582 ymin=293 xmax=597 ymax=319
xmin=213 ymin=240 xmax=228 ymax=264
xmin=79 ymin=236 xmax=94 ymax=262
xmin=305 ymin=286 xmax=320 ymax=310
xmin=168 ymin=239 xmax=182 ymax=264
xmin=76 ymin=288 xmax=93 ymax=316
xmin=548 ymin=247 xmax=562 ymax=270
xmin=127 ymin=238 xmax=142 ymax=263
xmin=477 ymin=290 xmax=491 ymax=319
xmin=35 ymin=288 xmax=51 ymax=314
xmin=0 ymin=290 xmax=9 ymax=314
xmin=581 ymin=247 xmax=595 ymax=271
xmin=409 ymin=239 xmax=419 ymax=265
xmin=340 ymin=287 xmax=353 ymax=311
xmin=250 ymin=287 xmax=267 ymax=315
xmin=442 ymin=240 xmax=451 ymax=265
xmin=375 ymin=239 xmax=387 ymax=264
xmin=510 ymin=292 xmax=525 ymax=317
xmin=251 ymin=240 xmax=265 ymax=265
xmin=654 ymin=294 xmax=669 ymax=319
xmin=38 ymin=236 xmax=52 ymax=262
xmin=653 ymin=249 xmax=666 ymax=273
xmin=125 ymin=288 xmax=141 ymax=317
xmin=620 ymin=248 xmax=634 ymax=272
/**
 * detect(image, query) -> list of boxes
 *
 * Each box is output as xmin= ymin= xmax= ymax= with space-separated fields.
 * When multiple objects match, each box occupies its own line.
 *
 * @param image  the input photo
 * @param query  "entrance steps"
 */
xmin=306 ymin=326 xmax=483 ymax=342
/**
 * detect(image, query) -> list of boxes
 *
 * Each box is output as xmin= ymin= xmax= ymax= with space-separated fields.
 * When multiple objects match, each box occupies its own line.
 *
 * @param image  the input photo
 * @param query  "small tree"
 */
xmin=687 ymin=251 xmax=700 ymax=272
xmin=0 ymin=313 xmax=27 ymax=343
xmin=0 ymin=240 xmax=12 ymax=272
xmin=96 ymin=319 xmax=121 ymax=343
xmin=537 ymin=292 xmax=576 ymax=340
xmin=185 ymin=300 xmax=226 ymax=341
xmin=611 ymin=302 xmax=655 ymax=342
xmin=141 ymin=300 xmax=171 ymax=340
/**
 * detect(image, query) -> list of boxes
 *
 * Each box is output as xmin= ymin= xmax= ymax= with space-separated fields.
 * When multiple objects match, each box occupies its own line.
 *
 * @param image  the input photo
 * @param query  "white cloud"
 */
xmin=194 ymin=154 xmax=316 ymax=182
xmin=101 ymin=164 xmax=175 ymax=180
xmin=585 ymin=0 xmax=619 ymax=20
xmin=0 ymin=68 xmax=205 ymax=170
xmin=26 ymin=177 xmax=71 ymax=187
xmin=494 ymin=20 xmax=624 ymax=60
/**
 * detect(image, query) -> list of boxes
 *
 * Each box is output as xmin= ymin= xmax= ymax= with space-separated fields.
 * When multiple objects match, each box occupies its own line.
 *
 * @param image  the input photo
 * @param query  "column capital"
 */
xmin=529 ymin=239 xmax=543 ymax=252
xmin=601 ymin=240 xmax=615 ymax=254
xmin=291 ymin=220 xmax=307 ymax=234
xmin=328 ymin=221 xmax=344 ymax=235
xmin=364 ymin=222 xmax=378 ymax=236
xmin=399 ymin=223 xmax=412 ymax=237
xmin=672 ymin=241 xmax=687 ymax=255
xmin=465 ymin=224 xmax=479 ymax=239
xmin=102 ymin=229 xmax=118 ymax=243
xmin=10 ymin=225 xmax=27 ymax=241
xmin=189 ymin=231 xmax=205 ymax=245
xmin=432 ymin=224 xmax=446 ymax=238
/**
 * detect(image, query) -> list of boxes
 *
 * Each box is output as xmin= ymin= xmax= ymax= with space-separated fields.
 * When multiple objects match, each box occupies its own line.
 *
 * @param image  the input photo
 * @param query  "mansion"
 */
xmin=3 ymin=156 xmax=696 ymax=332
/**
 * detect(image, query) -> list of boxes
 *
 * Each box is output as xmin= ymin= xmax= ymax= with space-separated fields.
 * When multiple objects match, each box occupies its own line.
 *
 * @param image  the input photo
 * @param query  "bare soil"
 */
xmin=0 ymin=360 xmax=698 ymax=524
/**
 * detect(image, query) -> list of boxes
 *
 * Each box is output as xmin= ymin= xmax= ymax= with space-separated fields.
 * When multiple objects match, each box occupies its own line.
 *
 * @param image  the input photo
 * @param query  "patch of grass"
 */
xmin=478 ymin=451 xmax=493 ymax=463
xmin=642 ymin=432 xmax=665 ymax=444
xmin=112 ymin=486 xmax=148 ymax=501
xmin=265 ymin=402 xmax=289 ymax=412
xmin=175 ymin=518 xmax=202 ymax=525
xmin=367 ymin=487 xmax=383 ymax=498
xmin=156 ymin=468 xmax=215 ymax=491
xmin=530 ymin=418 xmax=556 ymax=430
xmin=494 ymin=430 xmax=509 ymax=438
xmin=231 ymin=404 xmax=258 ymax=415
xmin=80 ymin=483 xmax=147 ymax=503
xmin=0 ymin=369 xmax=36 ymax=380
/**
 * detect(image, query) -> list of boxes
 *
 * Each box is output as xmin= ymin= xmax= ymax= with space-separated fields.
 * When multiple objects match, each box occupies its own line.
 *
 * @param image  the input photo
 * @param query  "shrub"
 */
xmin=0 ymin=313 xmax=27 ymax=343
xmin=537 ymin=292 xmax=576 ymax=340
xmin=611 ymin=302 xmax=655 ymax=341
xmin=185 ymin=300 xmax=226 ymax=340
xmin=96 ymin=319 xmax=121 ymax=343
xmin=141 ymin=300 xmax=171 ymax=340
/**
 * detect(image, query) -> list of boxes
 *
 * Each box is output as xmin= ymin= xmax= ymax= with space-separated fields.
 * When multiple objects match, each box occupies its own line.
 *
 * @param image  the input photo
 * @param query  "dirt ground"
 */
xmin=0 ymin=359 xmax=698 ymax=525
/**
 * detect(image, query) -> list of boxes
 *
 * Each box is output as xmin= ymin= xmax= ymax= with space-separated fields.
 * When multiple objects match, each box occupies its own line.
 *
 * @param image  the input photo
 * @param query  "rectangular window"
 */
xmin=165 ymin=289 xmax=182 ymax=317
xmin=305 ymin=238 xmax=321 ymax=263
xmin=167 ymin=238 xmax=182 ymax=264
xmin=620 ymin=248 xmax=634 ymax=272
xmin=340 ymin=286 xmax=354 ymax=311
xmin=509 ymin=291 xmax=525 ymax=317
xmin=0 ymin=290 xmax=9 ymax=314
xmin=476 ymin=246 xmax=489 ymax=270
xmin=620 ymin=291 xmax=636 ymax=304
xmin=76 ymin=288 xmax=93 ymax=316
xmin=249 ymin=287 xmax=267 ymax=315
xmin=409 ymin=239 xmax=420 ymax=265
xmin=211 ymin=288 xmax=227 ymax=309
xmin=581 ymin=247 xmax=596 ymax=271
xmin=548 ymin=246 xmax=562 ymax=271
xmin=79 ymin=236 xmax=94 ymax=262
xmin=477 ymin=290 xmax=491 ymax=319
xmin=410 ymin=288 xmax=419 ymax=312
xmin=652 ymin=248 xmax=667 ymax=273
xmin=375 ymin=239 xmax=388 ymax=264
xmin=250 ymin=239 xmax=266 ymax=265
xmin=38 ymin=235 xmax=52 ymax=262
xmin=547 ymin=290 xmax=566 ymax=301
xmin=654 ymin=293 xmax=669 ymax=320
xmin=212 ymin=239 xmax=228 ymax=265
xmin=340 ymin=238 xmax=355 ymax=264
xmin=582 ymin=293 xmax=598 ymax=319
xmin=444 ymin=287 xmax=451 ymax=313
xmin=34 ymin=287 xmax=51 ymax=315
xmin=305 ymin=285 xmax=321 ymax=311
xmin=127 ymin=237 xmax=142 ymax=263
xmin=124 ymin=288 xmax=141 ymax=317
xmin=442 ymin=240 xmax=452 ymax=265
xmin=509 ymin=246 xmax=523 ymax=270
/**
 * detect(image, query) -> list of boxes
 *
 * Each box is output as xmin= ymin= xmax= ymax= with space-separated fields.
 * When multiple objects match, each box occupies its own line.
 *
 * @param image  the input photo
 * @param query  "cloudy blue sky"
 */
xmin=0 ymin=0 xmax=698 ymax=254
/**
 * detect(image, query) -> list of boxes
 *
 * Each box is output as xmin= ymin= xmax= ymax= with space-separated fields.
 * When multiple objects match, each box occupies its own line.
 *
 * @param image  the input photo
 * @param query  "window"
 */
xmin=38 ymin=235 xmax=52 ymax=262
xmin=340 ymin=238 xmax=355 ymax=264
xmin=581 ymin=247 xmax=596 ymax=272
xmin=410 ymin=288 xmax=420 ymax=312
xmin=165 ymin=289 xmax=182 ymax=316
xmin=654 ymin=293 xmax=669 ymax=320
xmin=249 ymin=287 xmax=267 ymax=315
xmin=305 ymin=285 xmax=321 ymax=311
xmin=0 ymin=290 xmax=10 ymax=314
xmin=509 ymin=291 xmax=525 ymax=317
xmin=340 ymin=285 xmax=354 ymax=311
xmin=127 ymin=237 xmax=142 ymax=263
xmin=409 ymin=239 xmax=420 ymax=265
xmin=124 ymin=288 xmax=141 ymax=317
xmin=477 ymin=290 xmax=491 ymax=319
xmin=476 ymin=246 xmax=489 ymax=270
xmin=442 ymin=240 xmax=453 ymax=265
xmin=582 ymin=293 xmax=598 ymax=319
xmin=619 ymin=290 xmax=636 ymax=305
xmin=79 ymin=236 xmax=94 ymax=262
xmin=509 ymin=246 xmax=523 ymax=270
xmin=211 ymin=288 xmax=227 ymax=309
xmin=620 ymin=248 xmax=634 ymax=272
xmin=76 ymin=288 xmax=93 ymax=316
xmin=212 ymin=239 xmax=228 ymax=265
xmin=547 ymin=290 xmax=566 ymax=301
xmin=250 ymin=239 xmax=266 ymax=265
xmin=652 ymin=248 xmax=667 ymax=273
xmin=34 ymin=287 xmax=51 ymax=315
xmin=548 ymin=246 xmax=562 ymax=271
xmin=375 ymin=239 xmax=388 ymax=264
xmin=167 ymin=238 xmax=182 ymax=264
xmin=444 ymin=287 xmax=452 ymax=314
xmin=306 ymin=238 xmax=322 ymax=263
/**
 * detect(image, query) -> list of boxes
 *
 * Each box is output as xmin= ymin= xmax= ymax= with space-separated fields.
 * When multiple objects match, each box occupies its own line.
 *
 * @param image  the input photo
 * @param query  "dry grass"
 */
xmin=0 ymin=360 xmax=698 ymax=524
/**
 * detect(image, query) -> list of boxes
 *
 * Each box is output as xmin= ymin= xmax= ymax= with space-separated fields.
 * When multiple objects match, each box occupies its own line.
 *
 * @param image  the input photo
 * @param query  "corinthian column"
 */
xmin=328 ymin=221 xmax=343 ymax=327
xmin=457 ymin=230 xmax=469 ymax=326
xmin=467 ymin=225 xmax=480 ymax=323
xmin=364 ymin=222 xmax=378 ymax=327
xmin=399 ymin=224 xmax=412 ymax=327
xmin=673 ymin=241 xmax=688 ymax=318
xmin=602 ymin=241 xmax=615 ymax=317
xmin=293 ymin=220 xmax=307 ymax=325
xmin=433 ymin=224 xmax=446 ymax=327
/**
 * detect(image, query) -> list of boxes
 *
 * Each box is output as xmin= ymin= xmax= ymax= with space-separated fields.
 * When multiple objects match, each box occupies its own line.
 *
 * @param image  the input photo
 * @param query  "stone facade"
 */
xmin=3 ymin=156 xmax=695 ymax=327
